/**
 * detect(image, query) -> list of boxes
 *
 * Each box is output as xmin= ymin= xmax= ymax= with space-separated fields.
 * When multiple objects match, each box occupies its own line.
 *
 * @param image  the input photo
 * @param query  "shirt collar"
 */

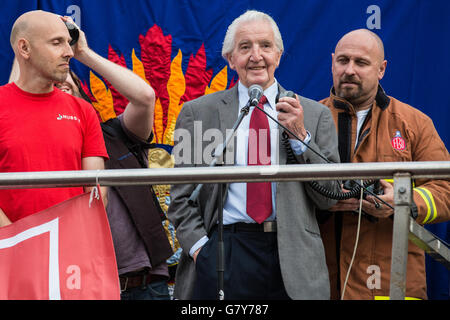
xmin=237 ymin=80 xmax=279 ymax=110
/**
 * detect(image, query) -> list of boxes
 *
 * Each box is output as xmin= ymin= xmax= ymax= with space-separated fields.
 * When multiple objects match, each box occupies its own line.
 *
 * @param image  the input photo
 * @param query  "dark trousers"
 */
xmin=192 ymin=225 xmax=290 ymax=300
xmin=120 ymin=280 xmax=170 ymax=300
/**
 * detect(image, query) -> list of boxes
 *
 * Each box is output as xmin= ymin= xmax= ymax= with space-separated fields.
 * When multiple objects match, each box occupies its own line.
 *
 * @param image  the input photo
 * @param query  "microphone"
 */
xmin=248 ymin=84 xmax=263 ymax=106
xmin=275 ymin=90 xmax=296 ymax=104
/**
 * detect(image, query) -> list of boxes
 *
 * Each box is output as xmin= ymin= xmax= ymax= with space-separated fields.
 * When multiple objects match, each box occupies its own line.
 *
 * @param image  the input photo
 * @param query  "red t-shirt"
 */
xmin=0 ymin=83 xmax=108 ymax=222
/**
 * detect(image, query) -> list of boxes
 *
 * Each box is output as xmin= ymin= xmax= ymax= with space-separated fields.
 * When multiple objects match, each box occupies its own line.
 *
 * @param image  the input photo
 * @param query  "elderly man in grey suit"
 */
xmin=168 ymin=10 xmax=340 ymax=300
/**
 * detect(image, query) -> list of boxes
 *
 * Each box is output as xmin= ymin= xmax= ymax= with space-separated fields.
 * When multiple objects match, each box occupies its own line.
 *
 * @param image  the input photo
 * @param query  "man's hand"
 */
xmin=329 ymin=180 xmax=394 ymax=219
xmin=276 ymin=95 xmax=307 ymax=140
xmin=60 ymin=16 xmax=89 ymax=58
xmin=328 ymin=185 xmax=361 ymax=212
xmin=362 ymin=180 xmax=394 ymax=218
xmin=193 ymin=246 xmax=202 ymax=264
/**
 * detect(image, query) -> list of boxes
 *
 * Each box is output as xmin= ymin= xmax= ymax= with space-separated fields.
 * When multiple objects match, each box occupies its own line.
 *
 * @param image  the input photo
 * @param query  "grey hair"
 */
xmin=221 ymin=10 xmax=284 ymax=60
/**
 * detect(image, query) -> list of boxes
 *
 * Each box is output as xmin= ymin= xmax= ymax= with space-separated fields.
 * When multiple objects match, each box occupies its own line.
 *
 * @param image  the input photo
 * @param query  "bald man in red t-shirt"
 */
xmin=0 ymin=10 xmax=108 ymax=225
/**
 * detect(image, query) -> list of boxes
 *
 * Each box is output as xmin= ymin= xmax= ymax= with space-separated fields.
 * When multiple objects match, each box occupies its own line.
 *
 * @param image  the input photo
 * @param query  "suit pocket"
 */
xmin=195 ymin=231 xmax=216 ymax=270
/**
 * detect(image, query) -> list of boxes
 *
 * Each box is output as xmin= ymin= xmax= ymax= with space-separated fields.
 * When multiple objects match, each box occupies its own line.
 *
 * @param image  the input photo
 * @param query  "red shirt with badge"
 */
xmin=0 ymin=83 xmax=108 ymax=222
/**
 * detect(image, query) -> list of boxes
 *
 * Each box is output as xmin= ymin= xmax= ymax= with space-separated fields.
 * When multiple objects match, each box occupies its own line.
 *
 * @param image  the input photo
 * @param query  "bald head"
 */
xmin=10 ymin=10 xmax=63 ymax=51
xmin=331 ymin=29 xmax=387 ymax=110
xmin=335 ymin=29 xmax=385 ymax=63
xmin=10 ymin=10 xmax=74 ymax=92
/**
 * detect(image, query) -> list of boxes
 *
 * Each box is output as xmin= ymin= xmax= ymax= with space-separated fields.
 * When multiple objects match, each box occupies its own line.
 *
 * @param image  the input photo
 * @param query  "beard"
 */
xmin=336 ymin=78 xmax=364 ymax=103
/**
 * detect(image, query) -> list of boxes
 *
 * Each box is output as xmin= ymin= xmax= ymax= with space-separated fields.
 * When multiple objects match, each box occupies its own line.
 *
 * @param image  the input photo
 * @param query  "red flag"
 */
xmin=0 ymin=189 xmax=120 ymax=300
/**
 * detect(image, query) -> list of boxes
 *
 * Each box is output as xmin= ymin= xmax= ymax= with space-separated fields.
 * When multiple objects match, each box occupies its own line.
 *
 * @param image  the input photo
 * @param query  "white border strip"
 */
xmin=0 ymin=218 xmax=60 ymax=300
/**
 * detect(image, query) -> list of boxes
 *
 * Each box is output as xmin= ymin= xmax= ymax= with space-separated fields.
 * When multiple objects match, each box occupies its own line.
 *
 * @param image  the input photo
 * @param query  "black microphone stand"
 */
xmin=188 ymin=101 xmax=253 ymax=300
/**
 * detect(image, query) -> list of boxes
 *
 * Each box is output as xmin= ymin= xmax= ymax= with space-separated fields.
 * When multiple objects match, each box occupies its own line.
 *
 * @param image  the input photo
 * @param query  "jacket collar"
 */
xmin=330 ymin=84 xmax=390 ymax=112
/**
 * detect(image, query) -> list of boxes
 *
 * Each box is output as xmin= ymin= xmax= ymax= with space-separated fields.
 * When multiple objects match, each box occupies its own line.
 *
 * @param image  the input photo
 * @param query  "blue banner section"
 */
xmin=0 ymin=0 xmax=448 ymax=299
xmin=1 ymin=0 xmax=449 ymax=148
xmin=0 ymin=0 xmax=37 ymax=71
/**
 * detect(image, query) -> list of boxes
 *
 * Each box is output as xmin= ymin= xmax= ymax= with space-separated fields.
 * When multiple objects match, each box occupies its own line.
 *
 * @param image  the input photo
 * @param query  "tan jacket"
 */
xmin=319 ymin=86 xmax=450 ymax=300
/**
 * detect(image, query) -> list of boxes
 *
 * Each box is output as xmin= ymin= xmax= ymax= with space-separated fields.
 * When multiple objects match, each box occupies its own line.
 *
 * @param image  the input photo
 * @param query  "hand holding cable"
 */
xmin=254 ymin=90 xmax=394 ymax=213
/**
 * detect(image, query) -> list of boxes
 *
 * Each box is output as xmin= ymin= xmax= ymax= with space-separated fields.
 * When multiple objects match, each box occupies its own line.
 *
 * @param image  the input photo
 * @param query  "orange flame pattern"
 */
xmin=85 ymin=24 xmax=236 ymax=147
xmin=80 ymin=24 xmax=240 ymax=270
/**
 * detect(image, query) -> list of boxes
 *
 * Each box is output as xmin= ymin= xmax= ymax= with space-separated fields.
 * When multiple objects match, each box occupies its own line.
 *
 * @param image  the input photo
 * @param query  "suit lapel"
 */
xmin=217 ymin=85 xmax=239 ymax=166
xmin=215 ymin=85 xmax=239 ymax=201
xmin=217 ymin=84 xmax=239 ymax=136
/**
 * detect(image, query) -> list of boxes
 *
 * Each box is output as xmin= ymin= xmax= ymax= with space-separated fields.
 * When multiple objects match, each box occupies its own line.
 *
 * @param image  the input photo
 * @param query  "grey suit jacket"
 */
xmin=168 ymin=84 xmax=340 ymax=299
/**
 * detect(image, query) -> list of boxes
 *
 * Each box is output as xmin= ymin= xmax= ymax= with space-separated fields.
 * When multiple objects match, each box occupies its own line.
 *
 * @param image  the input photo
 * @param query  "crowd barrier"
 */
xmin=0 ymin=161 xmax=448 ymax=300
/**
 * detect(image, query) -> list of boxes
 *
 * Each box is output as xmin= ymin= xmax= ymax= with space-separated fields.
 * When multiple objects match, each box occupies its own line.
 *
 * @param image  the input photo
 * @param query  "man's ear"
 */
xmin=378 ymin=60 xmax=387 ymax=80
xmin=275 ymin=50 xmax=283 ymax=68
xmin=17 ymin=38 xmax=31 ymax=59
xmin=227 ymin=53 xmax=236 ymax=71
xmin=331 ymin=53 xmax=335 ymax=72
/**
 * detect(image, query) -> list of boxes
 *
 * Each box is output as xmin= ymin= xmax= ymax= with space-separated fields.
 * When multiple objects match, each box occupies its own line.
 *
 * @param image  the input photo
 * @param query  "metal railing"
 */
xmin=0 ymin=161 xmax=449 ymax=300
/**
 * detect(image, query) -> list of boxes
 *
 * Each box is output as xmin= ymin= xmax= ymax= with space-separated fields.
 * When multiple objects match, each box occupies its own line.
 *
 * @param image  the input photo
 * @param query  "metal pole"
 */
xmin=389 ymin=173 xmax=412 ymax=300
xmin=409 ymin=220 xmax=450 ymax=270
xmin=0 ymin=161 xmax=449 ymax=188
xmin=0 ymin=162 xmax=448 ymax=278
xmin=217 ymin=182 xmax=225 ymax=300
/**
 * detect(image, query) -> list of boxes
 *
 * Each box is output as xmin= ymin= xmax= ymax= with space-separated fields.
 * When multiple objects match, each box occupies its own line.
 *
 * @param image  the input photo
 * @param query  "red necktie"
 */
xmin=246 ymin=95 xmax=272 ymax=224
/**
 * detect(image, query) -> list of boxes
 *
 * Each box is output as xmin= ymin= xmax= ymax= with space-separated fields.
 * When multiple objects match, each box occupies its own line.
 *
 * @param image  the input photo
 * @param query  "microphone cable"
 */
xmin=254 ymin=96 xmax=393 ymax=208
xmin=341 ymin=180 xmax=364 ymax=300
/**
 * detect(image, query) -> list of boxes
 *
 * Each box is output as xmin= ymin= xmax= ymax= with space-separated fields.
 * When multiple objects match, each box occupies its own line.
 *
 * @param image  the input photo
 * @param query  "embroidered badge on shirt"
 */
xmin=391 ymin=130 xmax=406 ymax=151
